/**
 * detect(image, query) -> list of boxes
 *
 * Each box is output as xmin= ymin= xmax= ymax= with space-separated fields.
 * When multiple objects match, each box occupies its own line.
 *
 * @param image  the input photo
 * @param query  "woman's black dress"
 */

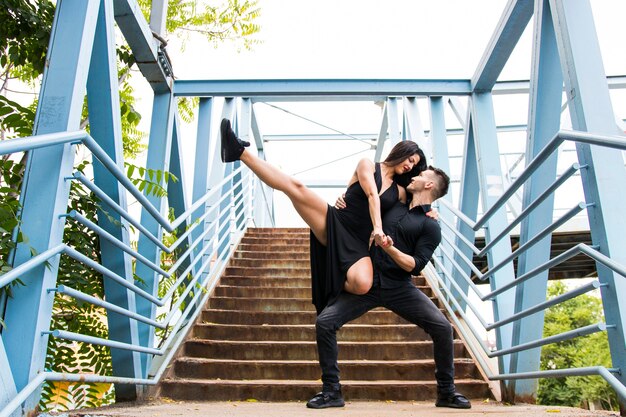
xmin=310 ymin=163 xmax=399 ymax=314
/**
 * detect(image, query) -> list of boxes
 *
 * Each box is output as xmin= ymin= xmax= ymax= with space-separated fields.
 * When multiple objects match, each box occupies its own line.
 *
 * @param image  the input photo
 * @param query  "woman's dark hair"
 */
xmin=382 ymin=141 xmax=428 ymax=188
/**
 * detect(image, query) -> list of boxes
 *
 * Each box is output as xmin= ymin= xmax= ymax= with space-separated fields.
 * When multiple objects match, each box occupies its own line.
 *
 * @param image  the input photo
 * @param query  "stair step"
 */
xmin=203 ymin=309 xmax=414 ymax=325
xmin=214 ymin=286 xmax=311 ymax=298
xmin=240 ymin=237 xmax=310 ymax=245
xmin=172 ymin=358 xmax=481 ymax=380
xmin=213 ymin=285 xmax=433 ymax=299
xmin=233 ymin=250 xmax=310 ymax=260
xmin=236 ymin=243 xmax=309 ymax=252
xmin=224 ymin=266 xmax=310 ymax=277
xmin=247 ymin=227 xmax=309 ymax=235
xmin=207 ymin=296 xmax=440 ymax=312
xmin=208 ymin=297 xmax=316 ymax=312
xmin=159 ymin=378 xmax=492 ymax=401
xmin=193 ymin=323 xmax=443 ymax=342
xmin=219 ymin=275 xmax=427 ymax=288
xmin=220 ymin=276 xmax=310 ymax=287
xmin=229 ymin=258 xmax=310 ymax=269
xmin=183 ymin=339 xmax=470 ymax=360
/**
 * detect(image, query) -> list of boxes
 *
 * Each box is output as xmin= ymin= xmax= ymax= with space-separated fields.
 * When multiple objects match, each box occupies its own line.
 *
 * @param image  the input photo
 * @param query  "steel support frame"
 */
xmin=429 ymin=97 xmax=456 ymax=295
xmin=135 ymin=92 xmax=175 ymax=378
xmin=190 ymin=98 xmax=213 ymax=274
xmin=249 ymin=103 xmax=274 ymax=227
xmin=508 ymin=0 xmax=562 ymax=401
xmin=217 ymin=99 xmax=237 ymax=260
xmin=86 ymin=0 xmax=141 ymax=401
xmin=374 ymin=97 xmax=401 ymax=162
xmin=2 ymin=0 xmax=101 ymax=412
xmin=451 ymin=114 xmax=479 ymax=312
xmin=404 ymin=97 xmax=429 ymax=161
xmin=166 ymin=116 xmax=195 ymax=322
xmin=470 ymin=92 xmax=516 ymax=382
xmin=550 ymin=0 xmax=626 ymax=412
xmin=472 ymin=0 xmax=534 ymax=91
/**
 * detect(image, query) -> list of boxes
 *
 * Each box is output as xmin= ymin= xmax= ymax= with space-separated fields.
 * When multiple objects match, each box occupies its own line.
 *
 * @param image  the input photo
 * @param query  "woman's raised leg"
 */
xmin=221 ymin=118 xmax=329 ymax=242
xmin=239 ymin=149 xmax=329 ymax=244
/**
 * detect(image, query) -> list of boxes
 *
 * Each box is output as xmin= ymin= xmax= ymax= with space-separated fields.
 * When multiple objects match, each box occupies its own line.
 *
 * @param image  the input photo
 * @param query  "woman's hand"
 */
xmin=426 ymin=207 xmax=439 ymax=220
xmin=370 ymin=226 xmax=385 ymax=248
xmin=334 ymin=193 xmax=347 ymax=209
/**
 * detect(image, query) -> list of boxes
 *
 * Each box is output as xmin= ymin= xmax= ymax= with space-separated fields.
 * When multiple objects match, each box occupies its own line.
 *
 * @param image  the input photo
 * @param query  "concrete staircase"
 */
xmin=159 ymin=227 xmax=492 ymax=401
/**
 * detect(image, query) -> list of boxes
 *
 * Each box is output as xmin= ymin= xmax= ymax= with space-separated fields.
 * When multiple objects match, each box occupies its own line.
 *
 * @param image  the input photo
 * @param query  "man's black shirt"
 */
xmin=371 ymin=200 xmax=441 ymax=288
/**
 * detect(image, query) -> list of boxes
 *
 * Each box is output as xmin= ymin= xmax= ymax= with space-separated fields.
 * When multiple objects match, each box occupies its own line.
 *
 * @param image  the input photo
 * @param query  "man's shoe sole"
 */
xmin=436 ymin=401 xmax=471 ymax=409
xmin=306 ymin=399 xmax=345 ymax=409
xmin=220 ymin=118 xmax=230 ymax=162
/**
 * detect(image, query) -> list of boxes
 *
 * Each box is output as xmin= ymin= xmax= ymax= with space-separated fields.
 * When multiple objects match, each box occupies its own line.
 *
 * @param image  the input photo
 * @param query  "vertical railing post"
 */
xmin=429 ymin=96 xmax=457 ymax=300
xmin=470 ymin=92 xmax=516 ymax=386
xmin=1 ymin=0 xmax=100 ymax=413
xmin=191 ymin=98 xmax=213 ymax=274
xmin=452 ymin=113 xmax=480 ymax=312
xmin=217 ymin=99 xmax=236 ymax=261
xmin=249 ymin=106 xmax=273 ymax=227
xmin=135 ymin=92 xmax=175 ymax=378
xmin=551 ymin=1 xmax=626 ymax=411
xmin=508 ymin=0 xmax=562 ymax=402
xmin=86 ymin=0 xmax=141 ymax=400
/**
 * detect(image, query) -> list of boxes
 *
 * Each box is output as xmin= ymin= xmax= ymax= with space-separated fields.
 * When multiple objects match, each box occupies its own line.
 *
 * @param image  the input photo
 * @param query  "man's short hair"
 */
xmin=428 ymin=165 xmax=450 ymax=200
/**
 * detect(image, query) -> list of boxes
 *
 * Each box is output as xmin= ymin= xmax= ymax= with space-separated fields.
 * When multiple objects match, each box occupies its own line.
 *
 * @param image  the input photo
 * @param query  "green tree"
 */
xmin=1 ymin=0 xmax=260 ymax=411
xmin=538 ymin=281 xmax=617 ymax=410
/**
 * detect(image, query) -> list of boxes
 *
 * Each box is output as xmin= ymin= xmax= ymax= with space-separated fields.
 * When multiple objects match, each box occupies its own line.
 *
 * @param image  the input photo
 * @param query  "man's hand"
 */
xmin=426 ymin=208 xmax=439 ymax=220
xmin=334 ymin=193 xmax=347 ymax=209
xmin=379 ymin=235 xmax=394 ymax=249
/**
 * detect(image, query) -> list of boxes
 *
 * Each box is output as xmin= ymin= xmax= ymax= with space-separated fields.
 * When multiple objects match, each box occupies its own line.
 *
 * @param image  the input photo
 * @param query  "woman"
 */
xmin=220 ymin=118 xmax=426 ymax=313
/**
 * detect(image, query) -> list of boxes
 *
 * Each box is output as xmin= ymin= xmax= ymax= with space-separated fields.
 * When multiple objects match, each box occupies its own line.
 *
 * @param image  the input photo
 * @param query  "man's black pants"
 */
xmin=315 ymin=281 xmax=456 ymax=395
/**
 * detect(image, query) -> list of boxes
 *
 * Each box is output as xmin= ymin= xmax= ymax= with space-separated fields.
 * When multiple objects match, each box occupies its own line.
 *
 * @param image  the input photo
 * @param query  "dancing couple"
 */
xmin=220 ymin=118 xmax=471 ymax=409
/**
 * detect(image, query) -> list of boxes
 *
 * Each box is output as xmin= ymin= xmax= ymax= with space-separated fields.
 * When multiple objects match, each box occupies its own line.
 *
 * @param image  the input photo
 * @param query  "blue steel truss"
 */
xmin=1 ymin=0 xmax=626 ymax=415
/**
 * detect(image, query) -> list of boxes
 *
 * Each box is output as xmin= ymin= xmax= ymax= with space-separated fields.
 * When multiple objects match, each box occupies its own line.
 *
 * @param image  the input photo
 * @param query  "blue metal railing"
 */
xmin=0 ymin=129 xmax=271 ymax=417
xmin=426 ymin=129 xmax=626 ymax=405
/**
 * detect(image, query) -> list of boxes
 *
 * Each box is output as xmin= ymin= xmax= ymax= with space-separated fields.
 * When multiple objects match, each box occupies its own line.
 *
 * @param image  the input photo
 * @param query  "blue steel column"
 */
xmin=374 ymin=97 xmax=399 ymax=161
xmin=452 ymin=114 xmax=479 ymax=311
xmin=201 ymin=99 xmax=228 ymax=266
xmin=2 ymin=0 xmax=100 ymax=405
xmin=166 ymin=117 xmax=194 ymax=309
xmin=233 ymin=99 xmax=252 ymax=230
xmin=551 ymin=0 xmax=626 ymax=407
xmin=135 ymin=92 xmax=175 ymax=377
xmin=250 ymin=106 xmax=273 ymax=227
xmin=190 ymin=98 xmax=213 ymax=273
xmin=217 ymin=99 xmax=236 ymax=260
xmin=470 ymin=93 xmax=516 ymax=379
xmin=0 ymin=335 xmax=16 ymax=411
xmin=509 ymin=0 xmax=562 ymax=402
xmin=167 ymin=117 xmax=190 ymax=244
xmin=429 ymin=97 xmax=457 ymax=298
xmin=404 ymin=97 xmax=429 ymax=158
xmin=86 ymin=0 xmax=141 ymax=400
xmin=373 ymin=101 xmax=389 ymax=162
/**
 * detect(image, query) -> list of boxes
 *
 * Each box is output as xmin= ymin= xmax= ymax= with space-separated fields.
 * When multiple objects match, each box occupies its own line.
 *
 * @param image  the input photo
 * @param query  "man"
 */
xmin=306 ymin=167 xmax=472 ymax=410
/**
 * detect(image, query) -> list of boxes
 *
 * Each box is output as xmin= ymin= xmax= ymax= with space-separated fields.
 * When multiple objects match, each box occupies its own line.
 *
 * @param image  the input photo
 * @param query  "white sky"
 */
xmin=167 ymin=0 xmax=626 ymax=80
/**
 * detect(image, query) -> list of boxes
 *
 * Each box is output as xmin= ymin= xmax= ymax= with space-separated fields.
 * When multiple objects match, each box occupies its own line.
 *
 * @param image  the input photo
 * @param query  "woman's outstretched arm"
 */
xmin=353 ymin=159 xmax=384 ymax=246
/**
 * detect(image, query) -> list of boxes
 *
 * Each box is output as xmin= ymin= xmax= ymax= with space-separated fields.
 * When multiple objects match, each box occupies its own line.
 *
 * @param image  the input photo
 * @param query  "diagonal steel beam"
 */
xmin=472 ymin=0 xmax=534 ymax=92
xmin=113 ymin=0 xmax=172 ymax=92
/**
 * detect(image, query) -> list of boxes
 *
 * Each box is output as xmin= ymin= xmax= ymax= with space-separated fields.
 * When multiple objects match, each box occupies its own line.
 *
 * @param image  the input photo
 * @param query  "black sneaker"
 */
xmin=436 ymin=392 xmax=471 ymax=409
xmin=220 ymin=118 xmax=250 ymax=162
xmin=306 ymin=390 xmax=345 ymax=409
